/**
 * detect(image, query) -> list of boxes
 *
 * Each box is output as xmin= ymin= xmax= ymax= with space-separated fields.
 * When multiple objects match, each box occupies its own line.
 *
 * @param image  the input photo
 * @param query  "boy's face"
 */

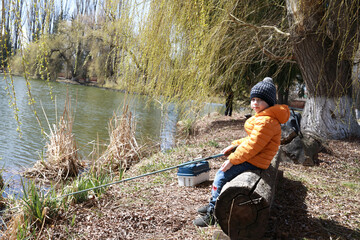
xmin=251 ymin=97 xmax=269 ymax=113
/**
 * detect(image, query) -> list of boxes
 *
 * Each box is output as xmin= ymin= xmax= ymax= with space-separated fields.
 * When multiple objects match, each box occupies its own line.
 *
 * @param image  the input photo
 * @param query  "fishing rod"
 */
xmin=0 ymin=150 xmax=235 ymax=215
xmin=55 ymin=152 xmax=226 ymax=200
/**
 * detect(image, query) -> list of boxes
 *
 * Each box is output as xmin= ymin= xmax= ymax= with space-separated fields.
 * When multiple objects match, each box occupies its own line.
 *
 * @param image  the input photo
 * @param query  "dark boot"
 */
xmin=197 ymin=204 xmax=210 ymax=215
xmin=193 ymin=212 xmax=216 ymax=227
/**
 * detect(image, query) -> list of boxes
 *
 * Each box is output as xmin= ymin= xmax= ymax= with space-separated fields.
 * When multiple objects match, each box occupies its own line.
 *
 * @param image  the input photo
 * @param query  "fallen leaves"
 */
xmin=40 ymin=114 xmax=360 ymax=239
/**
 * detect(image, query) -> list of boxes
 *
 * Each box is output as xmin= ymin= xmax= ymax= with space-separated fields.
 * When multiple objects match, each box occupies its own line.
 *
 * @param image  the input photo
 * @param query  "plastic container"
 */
xmin=177 ymin=161 xmax=210 ymax=187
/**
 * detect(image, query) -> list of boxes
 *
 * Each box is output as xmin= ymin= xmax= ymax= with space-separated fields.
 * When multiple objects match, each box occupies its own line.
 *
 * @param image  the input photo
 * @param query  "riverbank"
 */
xmin=1 ymin=74 xmax=195 ymax=187
xmin=23 ymin=113 xmax=360 ymax=239
xmin=56 ymin=77 xmax=98 ymax=87
xmin=56 ymin=77 xmax=227 ymax=106
xmin=2 ymin=112 xmax=360 ymax=239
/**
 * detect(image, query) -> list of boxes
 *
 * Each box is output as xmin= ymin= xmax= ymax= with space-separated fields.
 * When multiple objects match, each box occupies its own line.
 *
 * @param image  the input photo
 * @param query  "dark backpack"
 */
xmin=286 ymin=109 xmax=302 ymax=137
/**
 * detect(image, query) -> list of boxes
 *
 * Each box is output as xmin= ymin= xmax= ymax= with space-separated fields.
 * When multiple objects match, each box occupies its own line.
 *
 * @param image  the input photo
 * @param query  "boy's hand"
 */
xmin=220 ymin=160 xmax=233 ymax=172
xmin=221 ymin=145 xmax=238 ymax=156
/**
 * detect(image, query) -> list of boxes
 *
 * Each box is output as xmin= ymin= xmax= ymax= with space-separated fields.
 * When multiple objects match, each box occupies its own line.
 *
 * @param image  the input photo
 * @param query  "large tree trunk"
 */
xmin=286 ymin=0 xmax=360 ymax=139
xmin=353 ymin=53 xmax=360 ymax=120
xmin=302 ymin=96 xmax=360 ymax=139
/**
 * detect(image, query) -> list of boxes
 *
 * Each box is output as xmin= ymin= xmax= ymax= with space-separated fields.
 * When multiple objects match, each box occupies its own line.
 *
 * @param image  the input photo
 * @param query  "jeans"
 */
xmin=208 ymin=161 xmax=260 ymax=211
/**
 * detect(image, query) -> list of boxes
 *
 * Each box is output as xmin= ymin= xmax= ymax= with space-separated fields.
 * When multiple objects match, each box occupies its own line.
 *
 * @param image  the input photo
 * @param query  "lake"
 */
xmin=0 ymin=75 xmax=224 ymax=191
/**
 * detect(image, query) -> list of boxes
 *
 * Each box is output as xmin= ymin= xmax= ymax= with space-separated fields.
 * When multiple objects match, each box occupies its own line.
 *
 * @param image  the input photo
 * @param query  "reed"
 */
xmin=0 ymin=170 xmax=3 ymax=191
xmin=23 ymin=95 xmax=83 ymax=183
xmin=94 ymin=105 xmax=141 ymax=173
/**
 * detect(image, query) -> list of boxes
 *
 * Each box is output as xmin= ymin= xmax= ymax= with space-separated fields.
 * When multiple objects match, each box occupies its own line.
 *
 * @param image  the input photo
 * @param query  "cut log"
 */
xmin=214 ymin=152 xmax=281 ymax=240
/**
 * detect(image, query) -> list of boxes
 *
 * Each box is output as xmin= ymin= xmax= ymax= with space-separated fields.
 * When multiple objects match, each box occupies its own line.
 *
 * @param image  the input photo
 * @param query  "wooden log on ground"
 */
xmin=214 ymin=152 xmax=281 ymax=240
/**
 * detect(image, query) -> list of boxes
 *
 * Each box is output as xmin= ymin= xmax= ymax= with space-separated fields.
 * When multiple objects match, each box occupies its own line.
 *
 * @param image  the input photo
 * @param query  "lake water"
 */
xmin=0 ymin=75 xmax=224 ymax=190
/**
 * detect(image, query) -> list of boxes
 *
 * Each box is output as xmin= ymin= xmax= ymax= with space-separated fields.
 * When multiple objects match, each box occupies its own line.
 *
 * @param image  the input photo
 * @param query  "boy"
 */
xmin=194 ymin=77 xmax=290 ymax=227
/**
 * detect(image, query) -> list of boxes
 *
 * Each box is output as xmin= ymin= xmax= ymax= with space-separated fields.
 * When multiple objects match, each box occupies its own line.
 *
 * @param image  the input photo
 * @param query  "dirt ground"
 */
xmin=44 ymin=112 xmax=360 ymax=240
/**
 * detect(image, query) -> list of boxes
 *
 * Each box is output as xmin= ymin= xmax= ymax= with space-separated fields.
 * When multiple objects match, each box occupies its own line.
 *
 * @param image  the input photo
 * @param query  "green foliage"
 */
xmin=7 ymin=0 xmax=301 ymax=109
xmin=178 ymin=119 xmax=196 ymax=137
xmin=71 ymin=214 xmax=76 ymax=227
xmin=65 ymin=170 xmax=113 ymax=204
xmin=139 ymin=161 xmax=167 ymax=175
xmin=207 ymin=140 xmax=220 ymax=148
xmin=341 ymin=181 xmax=359 ymax=192
xmin=89 ymin=171 xmax=113 ymax=196
xmin=16 ymin=218 xmax=31 ymax=240
xmin=4 ymin=0 xmax=360 ymax=140
xmin=67 ymin=176 xmax=92 ymax=203
xmin=20 ymin=179 xmax=60 ymax=227
xmin=0 ymin=33 xmax=12 ymax=69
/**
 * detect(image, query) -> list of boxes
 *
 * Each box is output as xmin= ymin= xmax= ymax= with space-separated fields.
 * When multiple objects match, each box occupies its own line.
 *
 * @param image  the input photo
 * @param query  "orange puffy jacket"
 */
xmin=228 ymin=104 xmax=290 ymax=169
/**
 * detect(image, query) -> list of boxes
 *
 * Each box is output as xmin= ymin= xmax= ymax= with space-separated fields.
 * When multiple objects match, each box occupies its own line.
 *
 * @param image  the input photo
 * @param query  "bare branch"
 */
xmin=229 ymin=13 xmax=290 ymax=37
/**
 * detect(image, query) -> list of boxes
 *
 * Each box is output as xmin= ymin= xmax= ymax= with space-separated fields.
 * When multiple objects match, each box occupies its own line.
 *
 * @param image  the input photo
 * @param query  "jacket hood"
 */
xmin=257 ymin=104 xmax=290 ymax=124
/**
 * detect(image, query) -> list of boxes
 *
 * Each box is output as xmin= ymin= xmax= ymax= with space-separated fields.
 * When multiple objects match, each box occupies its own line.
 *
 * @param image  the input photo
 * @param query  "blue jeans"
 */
xmin=208 ymin=162 xmax=260 ymax=211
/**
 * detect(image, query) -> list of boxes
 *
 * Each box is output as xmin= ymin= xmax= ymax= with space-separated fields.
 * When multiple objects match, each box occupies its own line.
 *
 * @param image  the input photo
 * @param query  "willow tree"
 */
xmin=128 ymin=0 xmax=360 ymax=139
xmin=227 ymin=0 xmax=360 ymax=139
xmin=5 ymin=0 xmax=360 ymax=140
xmin=118 ymin=1 xmax=295 ymax=110
xmin=286 ymin=0 xmax=360 ymax=139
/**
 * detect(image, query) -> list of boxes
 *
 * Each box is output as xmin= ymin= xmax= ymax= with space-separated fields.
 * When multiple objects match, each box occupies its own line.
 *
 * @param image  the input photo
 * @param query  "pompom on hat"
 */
xmin=250 ymin=77 xmax=277 ymax=107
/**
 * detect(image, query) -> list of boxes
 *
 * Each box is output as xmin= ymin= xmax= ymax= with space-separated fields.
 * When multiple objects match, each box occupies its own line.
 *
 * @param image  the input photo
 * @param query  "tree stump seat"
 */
xmin=214 ymin=152 xmax=281 ymax=240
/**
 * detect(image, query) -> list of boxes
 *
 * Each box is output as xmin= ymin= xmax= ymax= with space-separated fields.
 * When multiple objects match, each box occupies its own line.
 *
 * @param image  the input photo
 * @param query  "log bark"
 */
xmin=214 ymin=153 xmax=281 ymax=240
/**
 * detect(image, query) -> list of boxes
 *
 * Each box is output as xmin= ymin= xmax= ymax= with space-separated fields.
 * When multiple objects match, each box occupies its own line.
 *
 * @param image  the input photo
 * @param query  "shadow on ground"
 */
xmin=265 ymin=175 xmax=360 ymax=240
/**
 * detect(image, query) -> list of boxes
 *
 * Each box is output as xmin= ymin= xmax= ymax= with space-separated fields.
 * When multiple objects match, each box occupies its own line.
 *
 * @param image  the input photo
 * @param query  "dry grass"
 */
xmin=0 ymin=211 xmax=25 ymax=240
xmin=23 ymin=96 xmax=83 ymax=183
xmin=93 ymin=105 xmax=141 ymax=173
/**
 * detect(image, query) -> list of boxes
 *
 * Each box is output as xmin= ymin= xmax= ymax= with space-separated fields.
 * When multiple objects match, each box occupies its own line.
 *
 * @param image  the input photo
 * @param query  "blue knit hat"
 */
xmin=250 ymin=77 xmax=277 ymax=106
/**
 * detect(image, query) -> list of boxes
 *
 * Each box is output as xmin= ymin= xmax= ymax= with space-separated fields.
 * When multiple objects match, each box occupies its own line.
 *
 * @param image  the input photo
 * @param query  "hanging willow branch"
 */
xmin=3 ymin=0 xmax=360 ymax=140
